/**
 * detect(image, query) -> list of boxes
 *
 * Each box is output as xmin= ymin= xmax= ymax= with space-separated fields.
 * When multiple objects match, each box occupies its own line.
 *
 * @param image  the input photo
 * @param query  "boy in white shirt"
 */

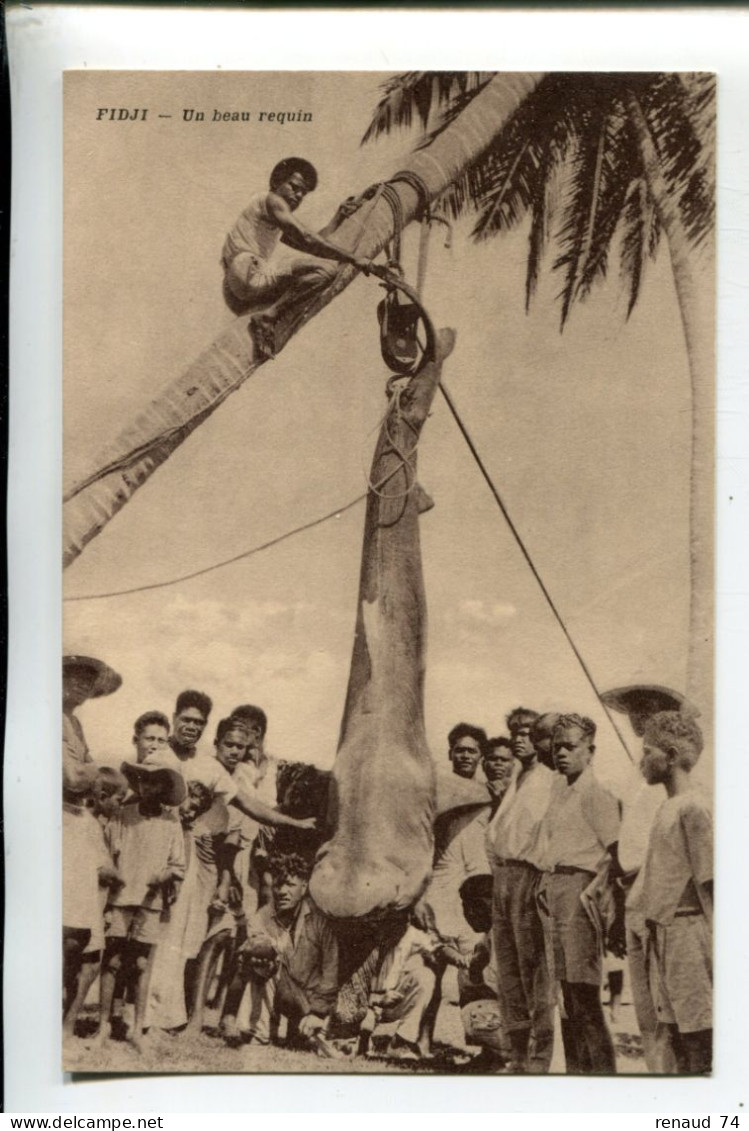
xmin=62 ymin=764 xmax=121 ymax=1041
xmin=98 ymin=762 xmax=186 ymax=1051
xmin=541 ymin=713 xmax=623 ymax=1074
xmin=221 ymin=157 xmax=380 ymax=358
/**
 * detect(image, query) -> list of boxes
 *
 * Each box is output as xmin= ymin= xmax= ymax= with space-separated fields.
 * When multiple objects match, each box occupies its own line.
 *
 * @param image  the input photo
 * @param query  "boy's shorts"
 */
xmin=647 ymin=913 xmax=712 ymax=1033
xmin=223 ymin=253 xmax=281 ymax=305
xmin=106 ymin=905 xmax=162 ymax=946
xmin=223 ymin=252 xmax=336 ymax=309
xmin=547 ymin=871 xmax=601 ymax=986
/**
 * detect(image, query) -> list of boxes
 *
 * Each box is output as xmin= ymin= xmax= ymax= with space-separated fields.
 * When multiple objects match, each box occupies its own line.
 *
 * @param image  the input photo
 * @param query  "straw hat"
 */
xmin=63 ymin=654 xmax=122 ymax=698
xmin=600 ymin=684 xmax=699 ymax=736
xmin=120 ymin=760 xmax=186 ymax=807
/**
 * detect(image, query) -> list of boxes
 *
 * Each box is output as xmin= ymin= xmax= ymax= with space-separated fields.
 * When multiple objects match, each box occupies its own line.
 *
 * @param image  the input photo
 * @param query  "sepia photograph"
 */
xmin=59 ymin=67 xmax=714 ymax=1079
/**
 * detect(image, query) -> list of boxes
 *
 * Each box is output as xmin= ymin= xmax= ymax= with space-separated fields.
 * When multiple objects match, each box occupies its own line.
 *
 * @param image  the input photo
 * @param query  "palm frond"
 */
xmin=473 ymin=139 xmax=536 ymax=238
xmin=432 ymin=76 xmax=568 ymax=225
xmin=552 ymin=93 xmax=612 ymax=327
xmin=437 ymin=144 xmax=505 ymax=222
xmin=525 ymin=147 xmax=558 ymax=310
xmin=648 ymin=202 xmax=662 ymax=260
xmin=361 ymin=71 xmax=490 ymax=145
xmin=436 ymin=76 xmax=576 ymax=235
xmin=416 ymin=76 xmax=496 ymax=149
xmin=677 ymin=72 xmax=716 ymax=155
xmin=521 ymin=77 xmax=588 ymax=307
xmin=620 ymin=177 xmax=651 ymax=317
xmin=575 ymin=98 xmax=642 ymax=300
xmin=639 ymin=73 xmax=715 ymax=249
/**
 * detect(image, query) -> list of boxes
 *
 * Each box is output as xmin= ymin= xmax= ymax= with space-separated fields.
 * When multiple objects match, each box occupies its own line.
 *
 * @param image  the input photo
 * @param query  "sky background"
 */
xmin=63 ymin=70 xmax=705 ymax=797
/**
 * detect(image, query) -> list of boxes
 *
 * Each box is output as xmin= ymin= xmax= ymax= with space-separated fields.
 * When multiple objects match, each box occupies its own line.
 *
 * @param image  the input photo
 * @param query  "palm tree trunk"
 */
xmin=628 ymin=93 xmax=715 ymax=721
xmin=63 ymin=73 xmax=543 ymax=568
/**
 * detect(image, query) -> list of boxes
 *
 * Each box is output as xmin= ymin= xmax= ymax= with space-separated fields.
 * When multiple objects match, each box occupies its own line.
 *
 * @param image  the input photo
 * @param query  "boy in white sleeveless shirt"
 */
xmin=222 ymin=157 xmax=380 ymax=358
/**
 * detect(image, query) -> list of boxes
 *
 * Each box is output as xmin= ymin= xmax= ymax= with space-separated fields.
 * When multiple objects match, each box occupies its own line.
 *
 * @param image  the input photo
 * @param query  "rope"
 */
xmin=346 ymin=182 xmax=387 ymax=255
xmin=65 ymin=386 xmax=421 ymax=602
xmin=65 ymin=183 xmax=386 ymax=508
xmin=417 ymin=214 xmax=431 ymax=299
xmin=376 ymin=268 xmax=437 ymax=377
xmin=437 ymin=380 xmax=635 ymax=764
xmin=380 ymin=182 xmax=404 ymax=264
xmin=66 ymin=169 xmax=634 ymax=766
xmin=65 ymin=174 xmax=430 ymax=508
xmin=394 ymin=182 xmax=632 ymax=761
xmin=63 ymin=493 xmax=366 ymax=602
xmin=365 ymin=384 xmax=423 ymax=528
xmin=390 ymin=170 xmax=431 ymax=219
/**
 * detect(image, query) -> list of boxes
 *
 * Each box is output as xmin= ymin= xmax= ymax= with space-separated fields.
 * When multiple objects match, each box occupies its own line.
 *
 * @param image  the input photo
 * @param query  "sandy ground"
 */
xmin=65 ymin=970 xmax=647 ymax=1077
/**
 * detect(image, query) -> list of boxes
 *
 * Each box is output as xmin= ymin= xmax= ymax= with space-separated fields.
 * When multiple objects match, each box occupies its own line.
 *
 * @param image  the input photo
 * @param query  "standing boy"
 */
xmin=62 ymin=764 xmax=121 ymax=1040
xmin=169 ymin=689 xmax=213 ymax=760
xmin=541 ymin=714 xmax=623 ymax=1074
xmin=485 ymin=705 xmax=554 ymax=1073
xmin=483 ymin=737 xmax=515 ymax=813
xmin=145 ymin=780 xmax=216 ymax=1034
xmin=98 ymin=761 xmax=186 ymax=1051
xmin=638 ymin=711 xmax=712 ymax=1074
xmin=447 ymin=723 xmax=488 ymax=782
xmin=154 ymin=699 xmax=315 ymax=838
xmin=133 ymin=711 xmax=170 ymax=764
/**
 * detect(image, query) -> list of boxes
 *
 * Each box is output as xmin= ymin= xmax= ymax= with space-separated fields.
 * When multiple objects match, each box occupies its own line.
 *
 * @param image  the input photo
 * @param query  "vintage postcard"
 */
xmin=61 ymin=68 xmax=714 ymax=1077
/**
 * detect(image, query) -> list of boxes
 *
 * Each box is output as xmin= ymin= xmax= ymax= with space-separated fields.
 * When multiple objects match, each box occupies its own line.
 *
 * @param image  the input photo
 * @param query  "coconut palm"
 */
xmin=62 ymin=72 xmax=544 ymax=568
xmin=63 ymin=70 xmax=713 ymax=711
xmin=362 ymin=70 xmax=715 ymax=710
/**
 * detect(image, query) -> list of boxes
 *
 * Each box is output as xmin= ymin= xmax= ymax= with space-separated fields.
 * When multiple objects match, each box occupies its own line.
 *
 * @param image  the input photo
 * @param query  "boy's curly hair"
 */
xmin=175 ymin=689 xmax=213 ymax=719
xmin=530 ymin=712 xmax=561 ymax=744
xmin=447 ymin=722 xmax=489 ymax=757
xmin=643 ymin=711 xmax=704 ymax=769
xmin=505 ymin=707 xmax=539 ymax=734
xmin=268 ymin=851 xmax=313 ymax=884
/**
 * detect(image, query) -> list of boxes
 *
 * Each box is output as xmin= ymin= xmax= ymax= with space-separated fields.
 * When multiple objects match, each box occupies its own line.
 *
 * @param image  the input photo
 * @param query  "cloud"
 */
xmin=459 ymin=599 xmax=517 ymax=626
xmin=66 ymin=590 xmax=356 ymax=770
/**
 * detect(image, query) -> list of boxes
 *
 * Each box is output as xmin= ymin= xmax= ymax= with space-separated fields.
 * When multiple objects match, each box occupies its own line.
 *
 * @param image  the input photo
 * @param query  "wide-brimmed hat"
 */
xmin=269 ymin=157 xmax=318 ymax=192
xmin=120 ymin=760 xmax=186 ymax=807
xmin=600 ymin=684 xmax=699 ymax=736
xmin=63 ymin=654 xmax=122 ymax=699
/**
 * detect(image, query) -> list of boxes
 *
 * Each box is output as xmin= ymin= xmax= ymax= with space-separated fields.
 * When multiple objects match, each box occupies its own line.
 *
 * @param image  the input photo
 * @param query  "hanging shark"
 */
xmin=310 ymin=328 xmax=455 ymax=927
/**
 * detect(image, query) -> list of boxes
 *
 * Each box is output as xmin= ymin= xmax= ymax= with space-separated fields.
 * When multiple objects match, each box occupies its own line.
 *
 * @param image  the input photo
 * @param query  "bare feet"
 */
xmin=386 ymin=1036 xmax=421 ymax=1062
xmin=249 ymin=315 xmax=277 ymax=360
xmin=128 ymin=1029 xmax=150 ymax=1054
xmin=221 ymin=1018 xmax=242 ymax=1049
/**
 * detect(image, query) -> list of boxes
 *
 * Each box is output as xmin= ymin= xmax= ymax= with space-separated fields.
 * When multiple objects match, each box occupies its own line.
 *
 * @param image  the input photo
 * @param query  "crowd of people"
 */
xmin=62 ymin=653 xmax=712 ymax=1074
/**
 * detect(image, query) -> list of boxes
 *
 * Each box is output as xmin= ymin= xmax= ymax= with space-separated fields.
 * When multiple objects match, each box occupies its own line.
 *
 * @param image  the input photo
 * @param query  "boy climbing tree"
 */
xmin=221 ymin=156 xmax=384 ymax=359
